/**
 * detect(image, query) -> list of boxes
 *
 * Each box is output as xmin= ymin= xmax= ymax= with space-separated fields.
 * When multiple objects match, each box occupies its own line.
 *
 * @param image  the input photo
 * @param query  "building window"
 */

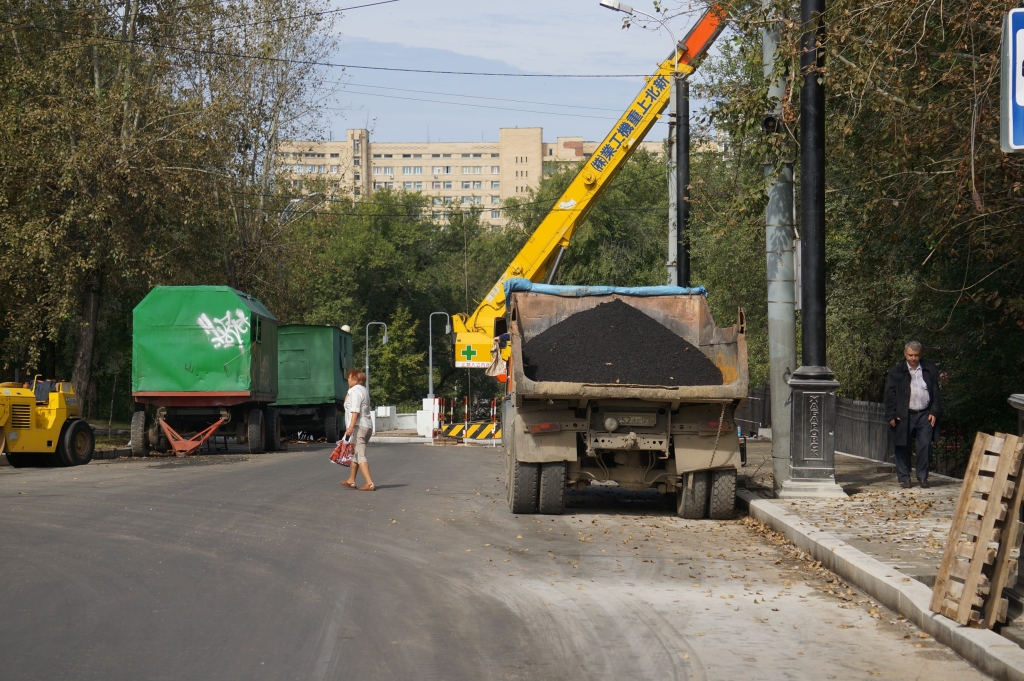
xmin=433 ymin=197 xmax=442 ymax=205
xmin=383 ymin=154 xmax=393 ymax=158
xmin=404 ymin=181 xmax=414 ymax=189
xmin=443 ymin=181 xmax=452 ymax=189
xmin=402 ymin=166 xmax=423 ymax=175
xmin=305 ymin=153 xmax=316 ymax=157
xmin=292 ymin=179 xmax=300 ymax=187
xmin=548 ymin=149 xmax=553 ymax=156
xmin=373 ymin=166 xmax=393 ymax=175
xmin=353 ymin=158 xmax=360 ymax=166
xmin=413 ymin=154 xmax=422 ymax=158
xmin=442 ymin=153 xmax=451 ymax=158
xmin=317 ymin=153 xmax=325 ymax=158
xmin=319 ymin=165 xmax=327 ymax=173
xmin=462 ymin=166 xmax=481 ymax=174
xmin=472 ymin=181 xmax=482 ymax=189
xmin=461 ymin=181 xmax=471 ymax=189
xmin=373 ymin=154 xmax=381 ymax=158
xmin=330 ymin=153 xmax=339 ymax=158
xmin=462 ymin=153 xmax=471 ymax=158
xmin=491 ymin=153 xmax=500 ymax=158
xmin=431 ymin=181 xmax=442 ymax=189
xmin=354 ymin=172 xmax=360 ymax=181
xmin=491 ymin=181 xmax=500 ymax=189
xmin=330 ymin=165 xmax=339 ymax=173
xmin=354 ymin=141 xmax=361 ymax=153
xmin=354 ymin=188 xmax=361 ymax=196
xmin=444 ymin=196 xmax=453 ymax=204
xmin=292 ymin=164 xmax=302 ymax=173
xmin=491 ymin=195 xmax=500 ymax=205
xmin=473 ymin=153 xmax=482 ymax=158
xmin=403 ymin=154 xmax=412 ymax=158
xmin=491 ymin=166 xmax=500 ymax=174
xmin=432 ymin=166 xmax=452 ymax=175
xmin=491 ymin=210 xmax=501 ymax=219
xmin=373 ymin=181 xmax=394 ymax=189
xmin=432 ymin=153 xmax=441 ymax=158
xmin=307 ymin=165 xmax=315 ymax=173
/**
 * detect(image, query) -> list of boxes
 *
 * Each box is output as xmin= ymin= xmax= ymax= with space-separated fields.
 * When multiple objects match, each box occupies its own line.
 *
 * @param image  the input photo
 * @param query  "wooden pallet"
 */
xmin=931 ymin=432 xmax=1024 ymax=627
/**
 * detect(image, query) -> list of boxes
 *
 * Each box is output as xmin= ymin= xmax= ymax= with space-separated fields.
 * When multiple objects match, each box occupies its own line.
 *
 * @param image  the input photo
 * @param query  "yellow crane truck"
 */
xmin=0 ymin=379 xmax=95 ymax=467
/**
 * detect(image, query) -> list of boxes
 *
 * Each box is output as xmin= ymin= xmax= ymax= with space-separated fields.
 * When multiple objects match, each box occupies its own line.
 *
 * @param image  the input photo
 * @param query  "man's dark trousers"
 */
xmin=895 ymin=410 xmax=933 ymax=483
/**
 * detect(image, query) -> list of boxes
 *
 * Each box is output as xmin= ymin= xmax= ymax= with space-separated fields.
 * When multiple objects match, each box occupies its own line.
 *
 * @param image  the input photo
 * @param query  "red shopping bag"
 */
xmin=329 ymin=438 xmax=353 ymax=467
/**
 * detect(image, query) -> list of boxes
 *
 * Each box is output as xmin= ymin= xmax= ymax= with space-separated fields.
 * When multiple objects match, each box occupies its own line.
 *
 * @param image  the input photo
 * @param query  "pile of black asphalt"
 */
xmin=521 ymin=299 xmax=723 ymax=386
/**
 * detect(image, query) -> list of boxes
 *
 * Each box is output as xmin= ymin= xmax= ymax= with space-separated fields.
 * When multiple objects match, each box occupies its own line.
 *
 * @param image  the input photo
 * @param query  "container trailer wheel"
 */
xmin=266 ymin=408 xmax=282 ymax=451
xmin=247 ymin=409 xmax=266 ymax=454
xmin=59 ymin=419 xmax=95 ymax=466
xmin=676 ymin=471 xmax=709 ymax=519
xmin=130 ymin=411 xmax=148 ymax=457
xmin=324 ymin=405 xmax=340 ymax=442
xmin=708 ymin=469 xmax=736 ymax=520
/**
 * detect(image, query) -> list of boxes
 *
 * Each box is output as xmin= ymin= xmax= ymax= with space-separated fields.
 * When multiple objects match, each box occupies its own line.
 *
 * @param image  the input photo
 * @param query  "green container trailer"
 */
xmin=130 ymin=286 xmax=282 ymax=456
xmin=272 ymin=325 xmax=354 ymax=441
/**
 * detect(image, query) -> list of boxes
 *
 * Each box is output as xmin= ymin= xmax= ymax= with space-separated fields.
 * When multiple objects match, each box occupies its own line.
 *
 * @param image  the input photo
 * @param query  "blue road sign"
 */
xmin=1002 ymin=9 xmax=1024 ymax=152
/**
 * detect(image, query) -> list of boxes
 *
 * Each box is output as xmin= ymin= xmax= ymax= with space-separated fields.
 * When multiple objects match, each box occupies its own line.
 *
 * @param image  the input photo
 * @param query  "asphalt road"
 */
xmin=1 ymin=443 xmax=989 ymax=681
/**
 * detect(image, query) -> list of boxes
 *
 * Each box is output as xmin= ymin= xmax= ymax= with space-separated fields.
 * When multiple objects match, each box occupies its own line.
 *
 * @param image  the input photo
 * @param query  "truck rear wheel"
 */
xmin=538 ymin=461 xmax=566 ymax=515
xmin=247 ymin=409 xmax=265 ymax=454
xmin=59 ymin=419 xmax=94 ymax=466
xmin=130 ymin=411 xmax=148 ymax=457
xmin=676 ymin=471 xmax=709 ymax=519
xmin=325 ymin=405 xmax=340 ymax=442
xmin=708 ymin=469 xmax=736 ymax=520
xmin=266 ymin=408 xmax=282 ymax=451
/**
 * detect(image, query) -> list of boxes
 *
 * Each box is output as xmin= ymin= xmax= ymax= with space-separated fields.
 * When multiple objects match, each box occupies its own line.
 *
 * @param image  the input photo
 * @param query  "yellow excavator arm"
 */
xmin=452 ymin=6 xmax=728 ymax=368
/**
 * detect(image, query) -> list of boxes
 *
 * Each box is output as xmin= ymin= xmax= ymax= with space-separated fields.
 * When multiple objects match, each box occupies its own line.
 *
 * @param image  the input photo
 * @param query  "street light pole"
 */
xmin=780 ymin=0 xmax=845 ymax=499
xmin=364 ymin=322 xmax=388 ymax=406
xmin=428 ymin=312 xmax=452 ymax=399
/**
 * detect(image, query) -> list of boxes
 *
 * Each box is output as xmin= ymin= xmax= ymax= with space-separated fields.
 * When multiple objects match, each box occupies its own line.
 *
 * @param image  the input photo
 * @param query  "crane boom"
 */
xmin=452 ymin=6 xmax=727 ymax=368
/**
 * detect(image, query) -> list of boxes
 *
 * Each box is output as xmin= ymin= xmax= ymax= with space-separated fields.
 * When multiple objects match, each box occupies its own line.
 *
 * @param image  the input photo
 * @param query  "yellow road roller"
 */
xmin=0 ymin=378 xmax=94 ymax=467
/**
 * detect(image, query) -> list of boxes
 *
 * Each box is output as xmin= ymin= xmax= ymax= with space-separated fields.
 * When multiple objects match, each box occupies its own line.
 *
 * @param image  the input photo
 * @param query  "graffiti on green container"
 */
xmin=198 ymin=309 xmax=250 ymax=349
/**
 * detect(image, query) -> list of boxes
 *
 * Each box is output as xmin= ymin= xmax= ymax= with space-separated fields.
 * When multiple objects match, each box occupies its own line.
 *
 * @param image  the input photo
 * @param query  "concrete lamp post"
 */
xmin=364 ymin=322 xmax=388 ymax=406
xmin=600 ymin=0 xmax=690 ymax=287
xmin=428 ymin=312 xmax=452 ymax=399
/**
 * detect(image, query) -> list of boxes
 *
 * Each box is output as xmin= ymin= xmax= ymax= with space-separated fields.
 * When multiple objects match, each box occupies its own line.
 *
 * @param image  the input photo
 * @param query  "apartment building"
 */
xmin=278 ymin=128 xmax=664 ymax=228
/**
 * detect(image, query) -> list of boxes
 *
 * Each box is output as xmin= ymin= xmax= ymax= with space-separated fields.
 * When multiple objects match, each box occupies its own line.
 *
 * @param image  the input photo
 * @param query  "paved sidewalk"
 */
xmin=741 ymin=441 xmax=959 ymax=587
xmin=739 ymin=440 xmax=1024 ymax=680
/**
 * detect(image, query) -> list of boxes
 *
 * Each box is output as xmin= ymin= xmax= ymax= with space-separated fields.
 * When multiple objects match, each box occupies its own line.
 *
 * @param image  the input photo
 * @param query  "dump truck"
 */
xmin=0 ymin=378 xmax=94 ymax=467
xmin=502 ymin=280 xmax=747 ymax=518
xmin=271 ymin=324 xmax=354 ymax=441
xmin=131 ymin=286 xmax=280 ymax=456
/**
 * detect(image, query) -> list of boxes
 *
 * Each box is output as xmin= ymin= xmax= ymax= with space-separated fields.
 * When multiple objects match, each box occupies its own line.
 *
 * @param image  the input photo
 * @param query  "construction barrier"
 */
xmin=437 ymin=398 xmax=502 ymax=440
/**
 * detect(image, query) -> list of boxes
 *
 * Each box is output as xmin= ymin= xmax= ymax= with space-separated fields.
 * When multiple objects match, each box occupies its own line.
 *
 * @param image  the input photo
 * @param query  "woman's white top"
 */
xmin=344 ymin=384 xmax=372 ymax=428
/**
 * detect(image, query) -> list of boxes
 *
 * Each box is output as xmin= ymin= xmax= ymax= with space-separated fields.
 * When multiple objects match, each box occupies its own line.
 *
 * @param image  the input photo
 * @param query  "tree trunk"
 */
xmin=71 ymin=272 xmax=102 ymax=413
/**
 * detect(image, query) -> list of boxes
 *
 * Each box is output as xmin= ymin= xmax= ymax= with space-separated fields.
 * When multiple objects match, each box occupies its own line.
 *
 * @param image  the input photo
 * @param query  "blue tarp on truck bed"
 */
xmin=503 ymin=277 xmax=706 ymax=299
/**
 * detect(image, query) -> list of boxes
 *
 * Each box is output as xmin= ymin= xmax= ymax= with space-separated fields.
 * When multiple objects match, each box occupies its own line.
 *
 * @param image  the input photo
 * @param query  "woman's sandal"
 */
xmin=358 ymin=484 xmax=376 ymax=491
xmin=341 ymin=481 xmax=357 ymax=488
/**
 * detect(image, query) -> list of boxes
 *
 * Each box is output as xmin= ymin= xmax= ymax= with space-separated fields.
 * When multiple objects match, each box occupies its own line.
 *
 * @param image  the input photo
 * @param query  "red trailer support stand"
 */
xmin=158 ymin=417 xmax=229 ymax=457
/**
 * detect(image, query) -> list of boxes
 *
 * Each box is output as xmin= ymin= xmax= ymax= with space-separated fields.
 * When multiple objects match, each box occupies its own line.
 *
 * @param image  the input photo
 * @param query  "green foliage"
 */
xmin=367 ymin=305 xmax=425 ymax=406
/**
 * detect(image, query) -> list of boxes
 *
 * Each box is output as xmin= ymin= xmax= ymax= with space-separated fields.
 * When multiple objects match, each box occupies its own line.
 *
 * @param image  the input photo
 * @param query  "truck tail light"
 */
xmin=528 ymin=422 xmax=561 ymax=434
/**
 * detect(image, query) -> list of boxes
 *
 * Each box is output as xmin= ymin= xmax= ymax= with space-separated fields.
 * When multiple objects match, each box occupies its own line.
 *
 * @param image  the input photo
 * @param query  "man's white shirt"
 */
xmin=907 ymin=363 xmax=930 ymax=411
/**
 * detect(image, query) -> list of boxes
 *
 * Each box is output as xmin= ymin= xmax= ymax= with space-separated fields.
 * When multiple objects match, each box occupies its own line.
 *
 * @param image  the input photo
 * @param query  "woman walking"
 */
xmin=341 ymin=370 xmax=375 ymax=491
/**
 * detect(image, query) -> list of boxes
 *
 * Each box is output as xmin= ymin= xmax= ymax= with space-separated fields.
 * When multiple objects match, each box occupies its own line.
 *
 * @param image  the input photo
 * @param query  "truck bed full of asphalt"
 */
xmin=521 ymin=299 xmax=723 ymax=386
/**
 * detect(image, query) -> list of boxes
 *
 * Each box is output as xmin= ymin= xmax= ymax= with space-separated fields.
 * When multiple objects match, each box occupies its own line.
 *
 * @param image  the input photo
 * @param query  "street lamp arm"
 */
xmin=600 ymin=1 xmax=679 ymax=70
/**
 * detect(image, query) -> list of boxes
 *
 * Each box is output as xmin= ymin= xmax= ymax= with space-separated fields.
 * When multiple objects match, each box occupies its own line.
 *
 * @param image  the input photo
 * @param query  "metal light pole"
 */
xmin=599 ymin=1 xmax=688 ymax=286
xmin=428 ymin=312 xmax=452 ymax=399
xmin=364 ymin=322 xmax=388 ymax=405
xmin=762 ymin=7 xmax=797 ymax=494
xmin=780 ymin=0 xmax=845 ymax=498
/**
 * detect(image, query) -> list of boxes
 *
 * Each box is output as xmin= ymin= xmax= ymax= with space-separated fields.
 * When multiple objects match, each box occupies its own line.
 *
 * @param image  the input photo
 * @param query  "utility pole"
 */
xmin=667 ymin=71 xmax=690 ymax=287
xmin=780 ymin=0 xmax=845 ymax=498
xmin=761 ymin=10 xmax=796 ymax=495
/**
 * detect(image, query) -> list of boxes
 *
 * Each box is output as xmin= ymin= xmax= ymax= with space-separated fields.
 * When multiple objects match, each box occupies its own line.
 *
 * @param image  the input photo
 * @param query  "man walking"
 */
xmin=884 ymin=341 xmax=942 ymax=488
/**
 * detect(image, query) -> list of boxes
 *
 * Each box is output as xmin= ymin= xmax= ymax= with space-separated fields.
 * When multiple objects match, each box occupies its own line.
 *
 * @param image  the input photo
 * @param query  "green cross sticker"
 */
xmin=461 ymin=346 xmax=477 ymax=361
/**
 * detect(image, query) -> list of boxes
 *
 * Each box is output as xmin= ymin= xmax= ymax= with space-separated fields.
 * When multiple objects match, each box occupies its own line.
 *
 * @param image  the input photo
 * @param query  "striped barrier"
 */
xmin=440 ymin=421 xmax=502 ymax=440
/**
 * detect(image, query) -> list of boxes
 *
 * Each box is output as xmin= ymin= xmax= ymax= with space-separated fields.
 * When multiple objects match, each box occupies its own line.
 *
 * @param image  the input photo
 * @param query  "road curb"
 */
xmin=369 ymin=437 xmax=431 ymax=444
xmin=737 ymin=488 xmax=1024 ymax=681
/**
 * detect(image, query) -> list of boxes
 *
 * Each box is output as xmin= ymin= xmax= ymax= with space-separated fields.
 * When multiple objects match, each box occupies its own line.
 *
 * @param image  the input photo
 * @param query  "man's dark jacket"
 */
xmin=883 ymin=360 xmax=942 ymax=447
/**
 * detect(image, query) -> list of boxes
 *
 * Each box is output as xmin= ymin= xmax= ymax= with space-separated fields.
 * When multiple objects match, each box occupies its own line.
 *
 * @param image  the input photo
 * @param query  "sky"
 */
xmin=316 ymin=0 xmax=712 ymax=144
